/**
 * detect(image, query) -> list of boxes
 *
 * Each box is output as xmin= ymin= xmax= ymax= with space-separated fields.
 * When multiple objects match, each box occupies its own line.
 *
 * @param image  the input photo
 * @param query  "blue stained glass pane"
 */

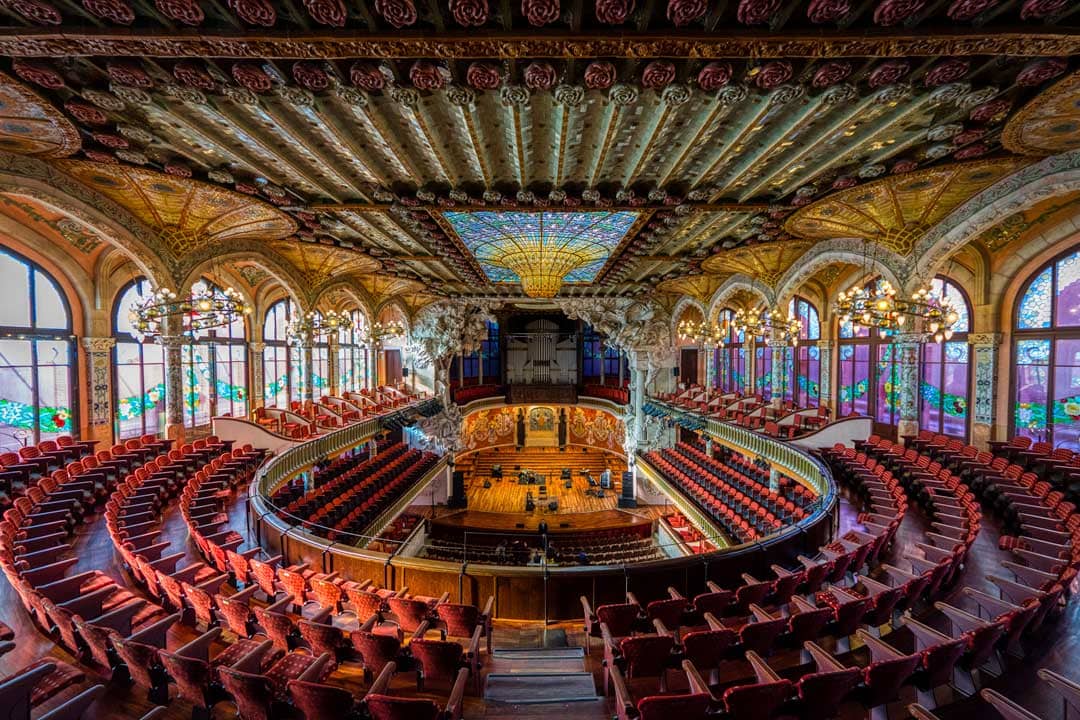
xmin=1017 ymin=339 xmax=1051 ymax=365
xmin=1019 ymin=267 xmax=1053 ymax=329
xmin=1056 ymin=251 xmax=1080 ymax=328
xmin=932 ymin=277 xmax=970 ymax=334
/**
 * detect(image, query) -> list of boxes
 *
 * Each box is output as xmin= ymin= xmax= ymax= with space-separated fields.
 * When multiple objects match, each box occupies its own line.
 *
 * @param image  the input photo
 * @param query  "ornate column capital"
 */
xmin=81 ymin=336 xmax=115 ymax=353
xmin=157 ymin=334 xmax=188 ymax=349
xmin=893 ymin=332 xmax=929 ymax=346
xmin=249 ymin=341 xmax=266 ymax=354
xmin=968 ymin=332 xmax=1003 ymax=347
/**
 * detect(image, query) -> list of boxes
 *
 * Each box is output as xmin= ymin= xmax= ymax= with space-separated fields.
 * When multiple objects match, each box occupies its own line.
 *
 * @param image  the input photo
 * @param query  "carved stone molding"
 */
xmin=81 ymin=336 xmax=115 ymax=354
xmin=1 ymin=30 xmax=1076 ymax=60
xmin=968 ymin=333 xmax=1003 ymax=347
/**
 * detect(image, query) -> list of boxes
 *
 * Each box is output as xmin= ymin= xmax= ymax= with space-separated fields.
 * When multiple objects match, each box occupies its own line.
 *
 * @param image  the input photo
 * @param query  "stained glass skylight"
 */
xmin=442 ymin=211 xmax=640 ymax=297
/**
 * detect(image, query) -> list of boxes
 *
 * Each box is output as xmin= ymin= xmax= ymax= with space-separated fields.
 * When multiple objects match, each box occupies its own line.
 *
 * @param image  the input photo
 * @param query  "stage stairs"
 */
xmin=483 ymin=643 xmax=603 ymax=710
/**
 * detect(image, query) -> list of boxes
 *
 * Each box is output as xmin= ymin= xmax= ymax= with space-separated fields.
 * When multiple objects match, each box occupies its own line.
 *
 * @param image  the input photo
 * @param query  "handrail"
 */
xmin=249 ymin=395 xmax=837 ymax=574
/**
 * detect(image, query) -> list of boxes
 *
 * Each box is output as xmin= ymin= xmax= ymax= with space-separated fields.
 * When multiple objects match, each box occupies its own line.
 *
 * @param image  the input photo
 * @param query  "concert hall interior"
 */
xmin=0 ymin=4 xmax=1078 ymax=719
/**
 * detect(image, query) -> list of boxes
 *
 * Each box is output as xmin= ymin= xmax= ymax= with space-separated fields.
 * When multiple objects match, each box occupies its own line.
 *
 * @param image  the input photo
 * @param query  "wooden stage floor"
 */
xmin=460 ymin=445 xmax=632 ymax=515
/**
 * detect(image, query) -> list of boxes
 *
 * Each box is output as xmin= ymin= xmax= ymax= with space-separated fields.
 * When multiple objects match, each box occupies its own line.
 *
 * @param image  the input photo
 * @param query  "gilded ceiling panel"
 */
xmin=268 ymin=240 xmax=382 ymax=289
xmin=656 ymin=274 xmax=728 ymax=305
xmin=0 ymin=192 xmax=103 ymax=256
xmin=57 ymin=161 xmax=296 ymax=257
xmin=0 ymin=71 xmax=79 ymax=159
xmin=1002 ymin=71 xmax=1080 ymax=156
xmin=700 ymin=240 xmax=815 ymax=286
xmin=784 ymin=158 xmax=1033 ymax=255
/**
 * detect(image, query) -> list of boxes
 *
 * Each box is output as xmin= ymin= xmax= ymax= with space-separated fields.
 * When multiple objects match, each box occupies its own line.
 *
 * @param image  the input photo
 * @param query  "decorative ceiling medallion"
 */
xmin=0 ymin=71 xmax=79 ymax=158
xmin=656 ymin=273 xmax=727 ymax=304
xmin=784 ymin=158 xmax=1031 ymax=255
xmin=56 ymin=161 xmax=296 ymax=256
xmin=442 ymin=210 xmax=640 ymax=297
xmin=700 ymin=240 xmax=814 ymax=287
xmin=1002 ymin=70 xmax=1080 ymax=156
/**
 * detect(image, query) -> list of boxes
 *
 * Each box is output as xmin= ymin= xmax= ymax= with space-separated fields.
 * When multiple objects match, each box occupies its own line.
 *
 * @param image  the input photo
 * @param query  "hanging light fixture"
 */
xmin=834 ymin=241 xmax=960 ymax=342
xmin=366 ymin=319 xmax=406 ymax=346
xmin=128 ymin=282 xmax=252 ymax=343
xmin=677 ymin=317 xmax=726 ymax=348
xmin=731 ymin=307 xmax=802 ymax=346
xmin=286 ymin=309 xmax=349 ymax=346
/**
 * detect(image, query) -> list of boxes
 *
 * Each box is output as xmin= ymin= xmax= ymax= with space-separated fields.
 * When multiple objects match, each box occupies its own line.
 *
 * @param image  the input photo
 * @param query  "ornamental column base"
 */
xmin=897 ymin=419 xmax=919 ymax=442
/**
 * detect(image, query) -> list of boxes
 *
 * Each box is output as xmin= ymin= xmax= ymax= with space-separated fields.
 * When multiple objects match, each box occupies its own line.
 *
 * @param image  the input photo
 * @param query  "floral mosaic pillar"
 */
xmin=895 ymin=334 xmax=923 ymax=440
xmin=249 ymin=342 xmax=265 ymax=412
xmin=969 ymin=333 xmax=1002 ymax=448
xmin=81 ymin=337 xmax=115 ymax=443
xmin=818 ymin=340 xmax=834 ymax=410
xmin=159 ymin=334 xmax=186 ymax=441
xmin=743 ymin=338 xmax=755 ymax=395
xmin=770 ymin=344 xmax=784 ymax=406
xmin=704 ymin=347 xmax=713 ymax=399
xmin=302 ymin=342 xmax=314 ymax=404
xmin=327 ymin=336 xmax=339 ymax=397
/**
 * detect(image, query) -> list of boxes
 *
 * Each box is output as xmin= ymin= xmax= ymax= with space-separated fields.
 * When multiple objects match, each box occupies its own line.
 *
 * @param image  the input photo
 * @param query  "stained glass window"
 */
xmin=263 ymin=299 xmax=297 ymax=408
xmin=179 ymin=280 xmax=248 ymax=428
xmin=839 ymin=343 xmax=871 ymax=417
xmin=443 ymin=211 xmax=639 ymax=286
xmin=0 ymin=249 xmax=74 ymax=452
xmin=114 ymin=279 xmax=164 ymax=439
xmin=714 ymin=309 xmax=745 ymax=393
xmin=919 ymin=276 xmax=971 ymax=440
xmin=787 ymin=296 xmax=820 ymax=407
xmin=1013 ymin=248 xmax=1080 ymax=449
xmin=337 ymin=310 xmax=367 ymax=394
xmin=755 ymin=344 xmax=772 ymax=401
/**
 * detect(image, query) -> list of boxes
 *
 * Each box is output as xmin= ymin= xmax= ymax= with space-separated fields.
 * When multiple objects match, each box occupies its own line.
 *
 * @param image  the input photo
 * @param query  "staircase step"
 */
xmin=484 ymin=671 xmax=598 ymax=704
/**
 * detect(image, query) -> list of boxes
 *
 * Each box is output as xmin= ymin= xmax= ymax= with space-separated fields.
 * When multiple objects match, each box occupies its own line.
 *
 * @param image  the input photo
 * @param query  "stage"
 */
xmin=458 ymin=445 xmax=630 ymax=515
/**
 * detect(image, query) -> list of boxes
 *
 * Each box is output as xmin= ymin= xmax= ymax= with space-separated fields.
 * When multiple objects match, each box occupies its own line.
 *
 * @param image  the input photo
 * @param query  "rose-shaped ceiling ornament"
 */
xmin=737 ymin=0 xmax=780 ymax=24
xmin=524 ymin=62 xmax=558 ymax=91
xmin=584 ymin=61 xmax=617 ymax=89
xmin=697 ymin=62 xmax=732 ymax=91
xmin=595 ymin=0 xmax=633 ymax=23
xmin=292 ymin=62 xmax=330 ymax=91
xmin=946 ymin=0 xmax=999 ymax=20
xmin=350 ymin=62 xmax=387 ymax=92
xmin=155 ymin=0 xmax=203 ymax=25
xmin=641 ymin=61 xmax=676 ymax=90
xmin=522 ymin=0 xmax=559 ymax=25
xmin=868 ymin=60 xmax=910 ymax=88
xmin=811 ymin=61 xmax=851 ymax=88
xmin=227 ymin=0 xmax=275 ymax=24
xmin=410 ymin=61 xmax=448 ymax=91
xmin=232 ymin=63 xmax=273 ymax=93
xmin=12 ymin=59 xmax=65 ymax=89
xmin=449 ymin=0 xmax=487 ymax=25
xmin=753 ymin=61 xmax=792 ymax=90
xmin=1016 ymin=58 xmax=1067 ymax=87
xmin=667 ymin=0 xmax=706 ymax=25
xmin=466 ymin=62 xmax=502 ymax=90
xmin=873 ymin=0 xmax=927 ymax=25
xmin=81 ymin=0 xmax=134 ymax=23
xmin=304 ymin=0 xmax=347 ymax=25
xmin=923 ymin=59 xmax=969 ymax=87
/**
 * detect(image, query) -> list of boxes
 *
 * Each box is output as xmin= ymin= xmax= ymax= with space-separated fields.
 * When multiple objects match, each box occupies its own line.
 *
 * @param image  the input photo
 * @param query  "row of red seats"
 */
xmin=581 ymin=384 xmax=630 ymax=404
xmin=277 ymin=443 xmax=411 ymax=515
xmin=679 ymin=440 xmax=818 ymax=509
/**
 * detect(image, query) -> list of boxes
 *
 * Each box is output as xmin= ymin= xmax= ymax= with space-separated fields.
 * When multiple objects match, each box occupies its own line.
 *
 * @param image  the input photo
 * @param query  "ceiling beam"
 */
xmin=307 ymin=202 xmax=770 ymax=213
xmin=1 ymin=28 xmax=1075 ymax=59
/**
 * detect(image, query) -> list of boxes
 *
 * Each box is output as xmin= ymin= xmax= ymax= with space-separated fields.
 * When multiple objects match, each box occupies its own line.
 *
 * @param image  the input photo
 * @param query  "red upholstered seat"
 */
xmin=388 ymin=597 xmax=433 ymax=633
xmin=646 ymin=597 xmax=688 ymax=629
xmin=722 ymin=678 xmax=793 ymax=720
xmin=619 ymin=634 xmax=675 ymax=680
xmin=596 ymin=602 xmax=640 ymax=638
xmin=366 ymin=694 xmax=441 ymax=720
xmin=287 ymin=679 xmax=359 ymax=719
xmin=795 ymin=668 xmax=860 ymax=720
xmin=350 ymin=627 xmax=401 ymax=681
xmin=636 ymin=692 xmax=711 ymax=720
xmin=410 ymin=638 xmax=464 ymax=690
xmin=682 ymin=628 xmax=735 ymax=672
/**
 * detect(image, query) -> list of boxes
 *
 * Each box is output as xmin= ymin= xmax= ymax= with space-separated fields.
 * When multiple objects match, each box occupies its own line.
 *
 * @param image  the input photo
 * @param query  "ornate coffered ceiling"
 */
xmin=1002 ymin=69 xmax=1080 ymax=155
xmin=0 ymin=0 xmax=1074 ymax=308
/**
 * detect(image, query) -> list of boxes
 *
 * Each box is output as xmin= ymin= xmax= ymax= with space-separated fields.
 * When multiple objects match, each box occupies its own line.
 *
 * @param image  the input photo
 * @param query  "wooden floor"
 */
xmin=2 ymin=467 xmax=1080 ymax=719
xmin=460 ymin=446 xmax=630 ymax=515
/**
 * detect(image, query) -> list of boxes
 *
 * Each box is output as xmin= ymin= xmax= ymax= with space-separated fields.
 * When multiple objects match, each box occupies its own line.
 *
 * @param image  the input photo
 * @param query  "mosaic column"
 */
xmin=704 ymin=346 xmax=713 ymax=399
xmin=895 ymin=333 xmax=924 ymax=440
xmin=968 ymin=333 xmax=1003 ymax=449
xmin=743 ymin=337 xmax=755 ymax=395
xmin=302 ymin=341 xmax=314 ymax=404
xmin=249 ymin=342 xmax=265 ymax=412
xmin=327 ymin=336 xmax=339 ymax=397
xmin=818 ymin=340 xmax=834 ymax=410
xmin=159 ymin=334 xmax=186 ymax=441
xmin=80 ymin=337 xmax=115 ymax=443
xmin=770 ymin=343 xmax=785 ymax=406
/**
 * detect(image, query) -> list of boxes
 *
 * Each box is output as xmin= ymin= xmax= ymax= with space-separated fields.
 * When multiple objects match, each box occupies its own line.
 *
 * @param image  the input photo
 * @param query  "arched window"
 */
xmin=114 ymin=279 xmax=165 ymax=439
xmin=179 ymin=280 xmax=248 ymax=428
xmin=920 ymin=276 xmax=971 ymax=440
xmin=838 ymin=278 xmax=899 ymax=431
xmin=786 ymin=296 xmax=821 ymax=408
xmin=263 ymin=298 xmax=299 ymax=408
xmin=337 ymin=310 xmax=367 ymax=393
xmin=1013 ymin=247 xmax=1080 ymax=450
xmin=312 ymin=315 xmax=329 ymax=402
xmin=0 ymin=246 xmax=75 ymax=451
xmin=713 ymin=308 xmax=745 ymax=394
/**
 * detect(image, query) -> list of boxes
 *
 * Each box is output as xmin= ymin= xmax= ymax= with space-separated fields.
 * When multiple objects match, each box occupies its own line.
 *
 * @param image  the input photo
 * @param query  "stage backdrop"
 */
xmin=461 ymin=405 xmax=626 ymax=453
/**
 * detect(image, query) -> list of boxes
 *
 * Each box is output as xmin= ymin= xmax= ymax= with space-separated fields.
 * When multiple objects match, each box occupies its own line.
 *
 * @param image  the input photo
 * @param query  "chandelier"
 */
xmin=731 ymin=308 xmax=802 ymax=346
xmin=677 ymin=318 xmax=726 ymax=348
xmin=835 ymin=279 xmax=960 ymax=341
xmin=286 ymin=310 xmax=350 ymax=346
xmin=366 ymin=320 xmax=406 ymax=345
xmin=128 ymin=284 xmax=251 ymax=343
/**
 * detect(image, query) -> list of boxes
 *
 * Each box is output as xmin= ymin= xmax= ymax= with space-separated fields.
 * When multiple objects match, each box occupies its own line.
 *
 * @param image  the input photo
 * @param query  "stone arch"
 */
xmin=671 ymin=295 xmax=706 ymax=334
xmin=312 ymin=279 xmax=376 ymax=321
xmin=375 ymin=297 xmax=411 ymax=336
xmin=0 ymin=158 xmax=172 ymax=287
xmin=705 ymin=274 xmax=774 ymax=323
xmin=179 ymin=248 xmax=307 ymax=312
xmin=914 ymin=151 xmax=1080 ymax=281
xmin=774 ymin=240 xmax=904 ymax=305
